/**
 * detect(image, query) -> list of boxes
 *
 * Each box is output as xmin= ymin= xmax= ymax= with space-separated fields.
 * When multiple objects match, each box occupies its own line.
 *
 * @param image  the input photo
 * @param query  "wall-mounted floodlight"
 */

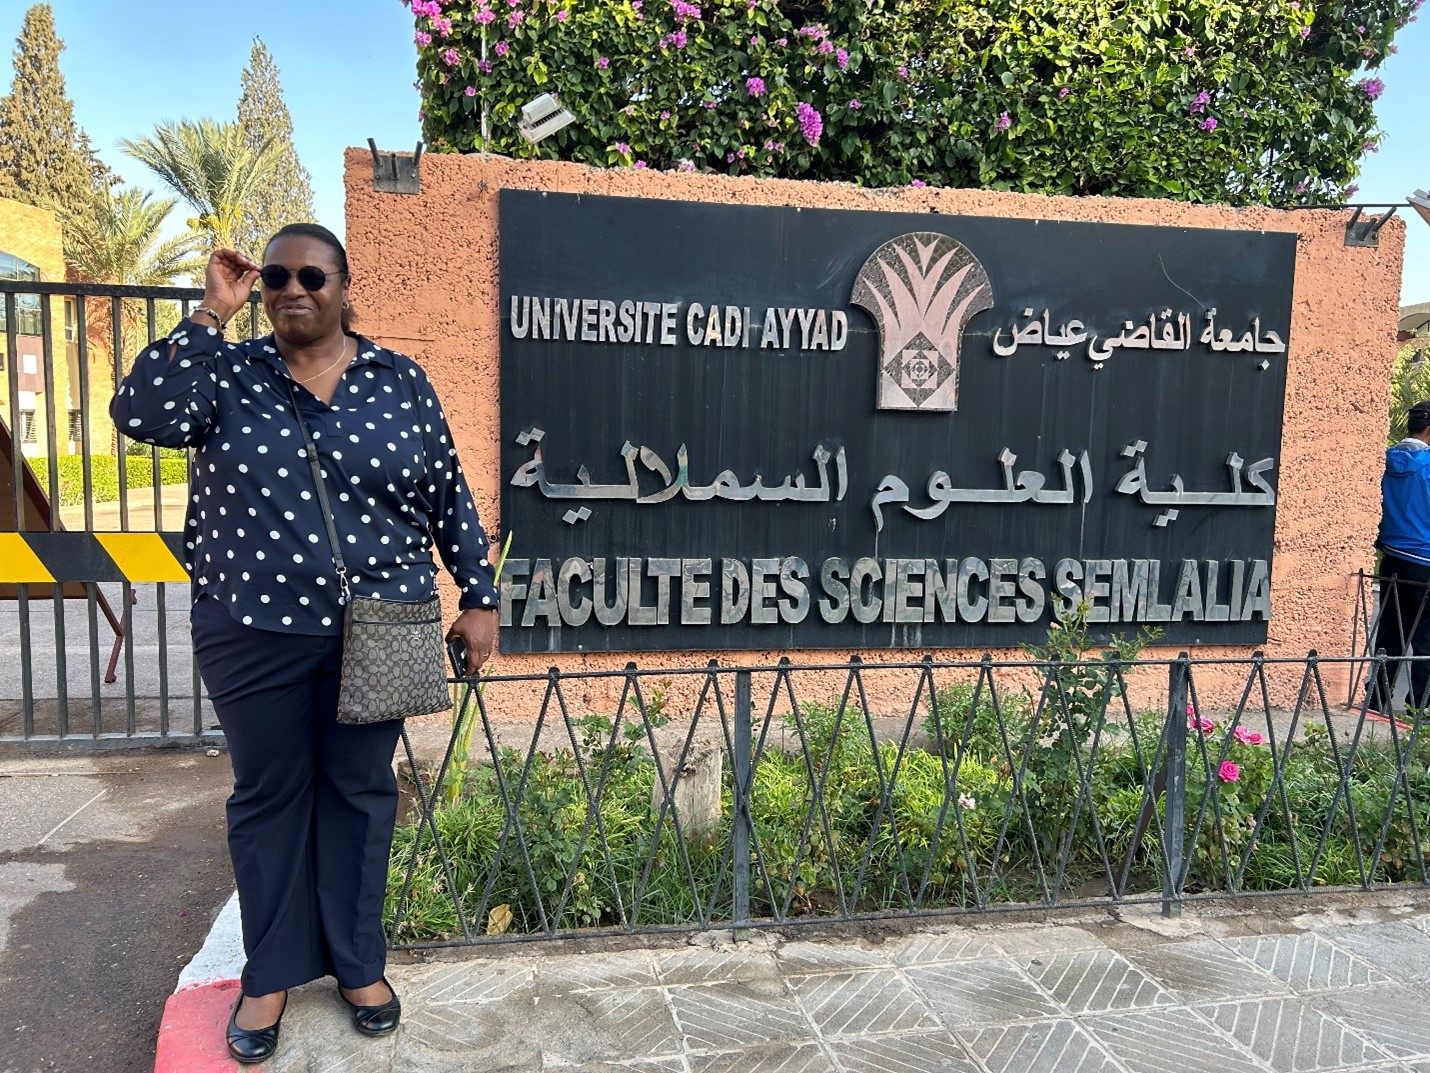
xmin=518 ymin=94 xmax=575 ymax=144
xmin=1410 ymin=189 xmax=1430 ymax=229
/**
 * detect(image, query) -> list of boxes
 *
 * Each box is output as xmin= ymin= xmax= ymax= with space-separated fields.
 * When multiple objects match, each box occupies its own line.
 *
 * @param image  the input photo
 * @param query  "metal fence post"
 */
xmin=1162 ymin=654 xmax=1189 ymax=918
xmin=732 ymin=668 xmax=752 ymax=938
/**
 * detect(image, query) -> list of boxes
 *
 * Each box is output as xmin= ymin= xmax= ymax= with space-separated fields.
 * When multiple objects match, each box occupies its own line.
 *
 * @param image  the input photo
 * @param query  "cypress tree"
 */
xmin=0 ymin=4 xmax=109 ymax=217
xmin=234 ymin=38 xmax=313 ymax=258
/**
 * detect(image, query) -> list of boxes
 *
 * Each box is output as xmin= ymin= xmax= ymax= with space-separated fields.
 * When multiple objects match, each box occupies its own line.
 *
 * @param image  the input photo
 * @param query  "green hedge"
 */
xmin=31 ymin=455 xmax=189 ymax=507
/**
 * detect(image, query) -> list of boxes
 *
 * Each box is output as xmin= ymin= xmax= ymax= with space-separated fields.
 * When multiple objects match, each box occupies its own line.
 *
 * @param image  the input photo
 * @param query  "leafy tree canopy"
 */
xmin=410 ymin=0 xmax=1417 ymax=205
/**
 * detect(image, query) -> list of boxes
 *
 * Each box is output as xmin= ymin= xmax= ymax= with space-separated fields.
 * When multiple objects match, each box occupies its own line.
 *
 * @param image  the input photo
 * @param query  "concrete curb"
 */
xmin=154 ymin=892 xmax=243 ymax=1073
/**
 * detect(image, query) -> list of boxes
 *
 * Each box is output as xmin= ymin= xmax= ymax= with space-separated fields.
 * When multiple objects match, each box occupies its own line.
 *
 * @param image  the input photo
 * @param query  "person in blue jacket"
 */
xmin=1366 ymin=400 xmax=1430 ymax=715
xmin=111 ymin=225 xmax=499 ymax=1063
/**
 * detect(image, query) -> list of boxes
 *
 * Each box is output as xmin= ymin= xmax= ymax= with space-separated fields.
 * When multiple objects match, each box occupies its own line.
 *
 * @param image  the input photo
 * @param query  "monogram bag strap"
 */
xmin=287 ymin=382 xmax=351 ymax=603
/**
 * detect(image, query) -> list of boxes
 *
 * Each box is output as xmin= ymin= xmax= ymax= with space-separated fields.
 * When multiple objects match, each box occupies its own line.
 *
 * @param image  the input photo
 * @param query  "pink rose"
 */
xmin=1218 ymin=761 xmax=1240 ymax=782
xmin=1233 ymin=726 xmax=1264 ymax=746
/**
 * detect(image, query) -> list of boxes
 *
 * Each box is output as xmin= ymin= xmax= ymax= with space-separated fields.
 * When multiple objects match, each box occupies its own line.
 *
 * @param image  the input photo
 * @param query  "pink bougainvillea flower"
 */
xmin=1199 ymin=116 xmax=1218 ymax=132
xmin=910 ymin=179 xmax=926 ymax=187
xmin=634 ymin=160 xmax=648 ymax=168
xmin=817 ymin=40 xmax=834 ymax=55
xmin=597 ymin=55 xmax=610 ymax=68
xmin=1189 ymin=90 xmax=1211 ymax=114
xmin=1218 ymin=761 xmax=1241 ymax=782
xmin=464 ymin=85 xmax=477 ymax=96
xmin=671 ymin=0 xmax=701 ymax=19
xmin=1359 ymin=77 xmax=1385 ymax=100
xmin=415 ymin=30 xmax=433 ymax=46
xmin=614 ymin=141 xmax=630 ymax=154
xmin=836 ymin=47 xmax=849 ymax=69
xmin=1344 ymin=183 xmax=1360 ymax=198
xmin=442 ymin=47 xmax=459 ymax=65
xmin=994 ymin=111 xmax=1011 ymax=132
xmin=1233 ymin=726 xmax=1264 ymax=746
xmin=1058 ymin=87 xmax=1071 ymax=98
xmin=660 ymin=110 xmax=671 ymax=120
xmin=848 ymin=98 xmax=861 ymax=109
xmin=555 ymin=8 xmax=568 ymax=21
xmin=746 ymin=76 xmax=766 ymax=97
xmin=478 ymin=58 xmax=491 ymax=73
xmin=494 ymin=40 xmax=509 ymax=55
xmin=507 ymin=9 xmax=523 ymax=26
xmin=474 ymin=6 xmax=496 ymax=23
xmin=796 ymin=101 xmax=823 ymax=145
xmin=898 ymin=64 xmax=909 ymax=79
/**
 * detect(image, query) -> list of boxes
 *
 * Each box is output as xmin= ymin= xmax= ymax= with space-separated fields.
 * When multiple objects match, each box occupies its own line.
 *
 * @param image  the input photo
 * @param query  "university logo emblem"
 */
xmin=851 ymin=232 xmax=993 ymax=412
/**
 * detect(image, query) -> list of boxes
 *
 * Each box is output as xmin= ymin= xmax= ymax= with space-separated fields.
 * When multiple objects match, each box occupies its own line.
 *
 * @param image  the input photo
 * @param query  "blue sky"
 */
xmin=17 ymin=2 xmax=1430 ymax=304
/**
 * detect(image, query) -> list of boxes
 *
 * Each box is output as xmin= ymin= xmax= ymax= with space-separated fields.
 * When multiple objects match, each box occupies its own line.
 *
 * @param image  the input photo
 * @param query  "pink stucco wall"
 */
xmin=343 ymin=150 xmax=1404 ymax=717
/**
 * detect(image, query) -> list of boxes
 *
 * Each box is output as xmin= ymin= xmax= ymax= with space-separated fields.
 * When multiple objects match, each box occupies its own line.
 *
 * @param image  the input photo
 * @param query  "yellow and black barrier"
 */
xmin=0 ymin=532 xmax=189 ymax=584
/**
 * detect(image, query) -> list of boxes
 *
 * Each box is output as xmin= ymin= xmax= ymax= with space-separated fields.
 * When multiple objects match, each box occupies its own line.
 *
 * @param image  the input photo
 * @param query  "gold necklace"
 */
xmin=287 ymin=336 xmax=350 ymax=385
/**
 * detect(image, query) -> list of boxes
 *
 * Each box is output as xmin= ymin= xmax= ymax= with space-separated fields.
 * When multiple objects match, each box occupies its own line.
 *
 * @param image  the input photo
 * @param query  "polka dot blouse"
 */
xmin=110 ymin=319 xmax=500 ymax=636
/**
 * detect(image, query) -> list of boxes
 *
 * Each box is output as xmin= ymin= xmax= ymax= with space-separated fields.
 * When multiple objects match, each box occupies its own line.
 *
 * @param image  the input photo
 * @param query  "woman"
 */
xmin=111 ymin=223 xmax=499 ymax=1063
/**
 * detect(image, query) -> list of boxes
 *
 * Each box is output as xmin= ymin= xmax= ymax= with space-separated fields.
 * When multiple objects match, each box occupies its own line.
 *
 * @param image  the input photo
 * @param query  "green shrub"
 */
xmin=412 ymin=0 xmax=1411 ymax=206
xmin=32 ymin=454 xmax=189 ymax=507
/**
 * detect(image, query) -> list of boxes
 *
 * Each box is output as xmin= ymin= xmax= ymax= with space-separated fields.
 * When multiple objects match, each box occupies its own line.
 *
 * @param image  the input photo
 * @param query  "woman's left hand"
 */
xmin=446 ymin=609 xmax=499 ymax=674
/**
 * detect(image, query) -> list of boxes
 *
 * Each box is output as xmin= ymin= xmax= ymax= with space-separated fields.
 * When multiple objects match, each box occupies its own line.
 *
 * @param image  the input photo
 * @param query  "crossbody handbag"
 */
xmin=288 ymin=383 xmax=451 ymax=724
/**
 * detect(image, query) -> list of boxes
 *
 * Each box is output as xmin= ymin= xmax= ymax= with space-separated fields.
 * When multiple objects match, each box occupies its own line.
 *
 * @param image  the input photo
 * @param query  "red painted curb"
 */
xmin=153 ymin=979 xmax=241 ymax=1073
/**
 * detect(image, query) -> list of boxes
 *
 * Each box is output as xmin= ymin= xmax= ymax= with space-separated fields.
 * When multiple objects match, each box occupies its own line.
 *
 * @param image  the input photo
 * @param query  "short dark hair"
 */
xmin=264 ymin=223 xmax=356 ymax=332
xmin=1410 ymin=401 xmax=1430 ymax=436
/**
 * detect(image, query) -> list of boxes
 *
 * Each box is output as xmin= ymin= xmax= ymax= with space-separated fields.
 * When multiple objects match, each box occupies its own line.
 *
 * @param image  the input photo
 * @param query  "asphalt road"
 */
xmin=0 ymin=751 xmax=234 ymax=1073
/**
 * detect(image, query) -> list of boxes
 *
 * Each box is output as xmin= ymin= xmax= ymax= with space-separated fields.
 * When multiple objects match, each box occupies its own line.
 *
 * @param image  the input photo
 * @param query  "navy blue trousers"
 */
xmin=1368 ymin=553 xmax=1430 ymax=711
xmin=192 ymin=596 xmax=404 ymax=996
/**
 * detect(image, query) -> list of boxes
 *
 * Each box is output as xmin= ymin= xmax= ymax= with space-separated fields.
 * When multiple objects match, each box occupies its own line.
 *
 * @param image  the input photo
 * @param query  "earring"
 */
xmin=342 ymin=301 xmax=350 ymax=310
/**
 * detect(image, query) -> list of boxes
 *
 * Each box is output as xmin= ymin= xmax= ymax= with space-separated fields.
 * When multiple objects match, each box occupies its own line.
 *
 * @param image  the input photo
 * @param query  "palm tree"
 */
xmin=120 ymin=118 xmax=281 ymax=251
xmin=62 ymin=185 xmax=205 ymax=403
xmin=63 ymin=185 xmax=204 ymax=288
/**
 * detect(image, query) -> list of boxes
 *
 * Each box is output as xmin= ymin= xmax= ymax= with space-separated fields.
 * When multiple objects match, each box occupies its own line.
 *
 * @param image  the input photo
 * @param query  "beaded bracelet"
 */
xmin=190 ymin=306 xmax=225 ymax=327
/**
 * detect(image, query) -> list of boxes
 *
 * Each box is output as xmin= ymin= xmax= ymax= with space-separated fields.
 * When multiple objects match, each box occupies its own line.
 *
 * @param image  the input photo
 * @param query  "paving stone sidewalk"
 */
xmin=258 ymin=903 xmax=1430 ymax=1073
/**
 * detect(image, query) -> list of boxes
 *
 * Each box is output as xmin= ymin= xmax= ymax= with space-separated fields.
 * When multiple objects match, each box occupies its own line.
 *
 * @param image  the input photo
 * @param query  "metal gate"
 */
xmin=1 ymin=279 xmax=260 ymax=750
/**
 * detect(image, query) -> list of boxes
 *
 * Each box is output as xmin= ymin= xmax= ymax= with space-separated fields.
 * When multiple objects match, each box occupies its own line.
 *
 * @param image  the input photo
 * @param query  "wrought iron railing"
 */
xmin=386 ymin=652 xmax=1430 ymax=949
xmin=0 ymin=280 xmax=264 ymax=748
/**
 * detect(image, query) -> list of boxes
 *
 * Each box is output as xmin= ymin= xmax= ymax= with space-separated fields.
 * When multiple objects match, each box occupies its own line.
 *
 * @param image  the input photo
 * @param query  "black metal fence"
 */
xmin=386 ymin=652 xmax=1430 ymax=949
xmin=0 ymin=280 xmax=265 ymax=749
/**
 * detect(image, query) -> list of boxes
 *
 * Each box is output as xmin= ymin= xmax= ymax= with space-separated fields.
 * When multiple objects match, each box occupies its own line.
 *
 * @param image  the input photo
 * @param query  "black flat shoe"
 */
xmin=339 ymin=977 xmax=401 ymax=1036
xmin=226 ymin=992 xmax=287 ymax=1064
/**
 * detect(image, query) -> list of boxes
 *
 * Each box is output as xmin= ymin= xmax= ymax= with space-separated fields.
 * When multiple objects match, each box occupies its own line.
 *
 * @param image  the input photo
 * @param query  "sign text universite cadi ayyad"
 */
xmin=497 ymin=191 xmax=1295 ymax=653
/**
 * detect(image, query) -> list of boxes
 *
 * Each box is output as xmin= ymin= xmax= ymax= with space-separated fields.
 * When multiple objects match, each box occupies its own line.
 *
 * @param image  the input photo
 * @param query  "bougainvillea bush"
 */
xmin=409 ymin=0 xmax=1418 ymax=205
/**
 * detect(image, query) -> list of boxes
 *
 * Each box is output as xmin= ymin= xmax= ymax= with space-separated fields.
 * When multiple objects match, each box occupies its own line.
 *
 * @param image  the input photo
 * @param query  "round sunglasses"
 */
xmin=259 ymin=264 xmax=346 ymax=292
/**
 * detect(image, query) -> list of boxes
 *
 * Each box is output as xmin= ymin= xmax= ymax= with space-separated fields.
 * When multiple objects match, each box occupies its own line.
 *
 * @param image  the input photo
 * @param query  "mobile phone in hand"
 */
xmin=447 ymin=638 xmax=469 ymax=677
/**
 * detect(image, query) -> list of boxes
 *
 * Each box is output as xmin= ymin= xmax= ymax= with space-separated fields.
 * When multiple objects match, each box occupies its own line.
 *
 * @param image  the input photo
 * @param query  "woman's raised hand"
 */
xmin=202 ymin=248 xmax=262 ymax=323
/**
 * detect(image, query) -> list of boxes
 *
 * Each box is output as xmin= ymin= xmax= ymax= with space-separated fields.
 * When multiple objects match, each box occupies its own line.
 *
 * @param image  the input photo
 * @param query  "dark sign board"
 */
xmin=497 ymin=190 xmax=1295 ymax=653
